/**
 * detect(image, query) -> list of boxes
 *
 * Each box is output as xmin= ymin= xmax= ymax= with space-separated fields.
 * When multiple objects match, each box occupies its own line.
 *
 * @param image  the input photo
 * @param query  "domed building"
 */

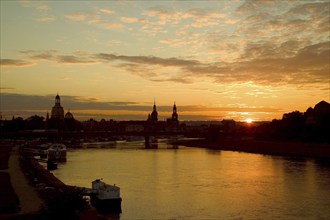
xmin=147 ymin=100 xmax=158 ymax=122
xmin=64 ymin=109 xmax=81 ymax=131
xmin=48 ymin=93 xmax=81 ymax=131
xmin=65 ymin=110 xmax=74 ymax=119
xmin=151 ymin=101 xmax=158 ymax=122
xmin=51 ymin=93 xmax=64 ymax=119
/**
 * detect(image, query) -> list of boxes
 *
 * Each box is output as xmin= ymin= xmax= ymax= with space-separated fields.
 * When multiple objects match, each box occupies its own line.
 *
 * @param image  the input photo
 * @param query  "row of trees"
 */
xmin=1 ymin=117 xmax=181 ymax=134
xmin=0 ymin=115 xmax=82 ymax=132
xmin=255 ymin=102 xmax=330 ymax=143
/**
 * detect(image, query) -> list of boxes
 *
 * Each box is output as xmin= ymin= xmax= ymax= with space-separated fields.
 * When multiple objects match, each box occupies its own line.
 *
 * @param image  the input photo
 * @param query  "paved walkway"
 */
xmin=7 ymin=146 xmax=43 ymax=214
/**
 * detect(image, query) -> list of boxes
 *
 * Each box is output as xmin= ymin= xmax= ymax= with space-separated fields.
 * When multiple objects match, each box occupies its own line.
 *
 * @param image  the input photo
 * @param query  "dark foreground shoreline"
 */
xmin=0 ymin=144 xmax=20 ymax=215
xmin=0 ymin=142 xmax=104 ymax=220
xmin=173 ymin=138 xmax=330 ymax=159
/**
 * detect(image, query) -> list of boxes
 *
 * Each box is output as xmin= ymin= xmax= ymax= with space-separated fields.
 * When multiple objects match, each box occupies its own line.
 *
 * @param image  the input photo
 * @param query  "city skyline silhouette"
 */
xmin=1 ymin=1 xmax=329 ymax=122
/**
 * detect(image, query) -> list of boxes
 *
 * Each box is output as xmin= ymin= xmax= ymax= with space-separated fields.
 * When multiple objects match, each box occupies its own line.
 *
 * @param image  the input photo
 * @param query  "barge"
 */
xmin=48 ymin=144 xmax=67 ymax=161
xmin=90 ymin=179 xmax=122 ymax=213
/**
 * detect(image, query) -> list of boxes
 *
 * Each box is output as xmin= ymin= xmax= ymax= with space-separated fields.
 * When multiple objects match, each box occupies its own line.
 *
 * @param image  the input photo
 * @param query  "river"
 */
xmin=52 ymin=140 xmax=330 ymax=219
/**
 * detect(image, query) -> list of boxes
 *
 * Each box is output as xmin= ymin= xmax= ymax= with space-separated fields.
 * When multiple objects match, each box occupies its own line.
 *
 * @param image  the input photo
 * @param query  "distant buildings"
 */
xmin=65 ymin=111 xmax=74 ymax=120
xmin=2 ymin=94 xmax=329 ymax=143
xmin=166 ymin=102 xmax=178 ymax=122
xmin=146 ymin=100 xmax=179 ymax=131
xmin=51 ymin=93 xmax=64 ymax=119
xmin=82 ymin=99 xmax=181 ymax=132
xmin=49 ymin=93 xmax=74 ymax=120
xmin=166 ymin=102 xmax=179 ymax=130
xmin=119 ymin=100 xmax=181 ymax=132
xmin=147 ymin=100 xmax=158 ymax=123
xmin=47 ymin=93 xmax=80 ymax=131
xmin=147 ymin=101 xmax=179 ymax=123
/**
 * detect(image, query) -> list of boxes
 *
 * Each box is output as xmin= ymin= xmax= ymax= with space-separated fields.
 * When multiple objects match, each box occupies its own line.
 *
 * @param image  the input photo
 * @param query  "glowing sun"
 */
xmin=246 ymin=118 xmax=253 ymax=123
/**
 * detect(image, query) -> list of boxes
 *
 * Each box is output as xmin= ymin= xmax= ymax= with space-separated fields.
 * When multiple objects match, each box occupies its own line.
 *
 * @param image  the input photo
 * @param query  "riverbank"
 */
xmin=8 ymin=146 xmax=43 ymax=213
xmin=0 ymin=142 xmax=43 ymax=219
xmin=0 ymin=141 xmax=94 ymax=219
xmin=174 ymin=138 xmax=330 ymax=159
xmin=0 ymin=143 xmax=20 ymax=215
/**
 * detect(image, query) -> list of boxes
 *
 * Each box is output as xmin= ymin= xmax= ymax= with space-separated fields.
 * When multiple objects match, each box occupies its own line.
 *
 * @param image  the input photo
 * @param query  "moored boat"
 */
xmin=90 ymin=179 xmax=122 ymax=213
xmin=48 ymin=143 xmax=67 ymax=161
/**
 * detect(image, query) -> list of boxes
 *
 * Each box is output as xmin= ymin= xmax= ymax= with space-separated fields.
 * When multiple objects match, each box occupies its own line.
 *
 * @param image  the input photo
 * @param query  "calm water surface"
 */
xmin=52 ymin=141 xmax=330 ymax=219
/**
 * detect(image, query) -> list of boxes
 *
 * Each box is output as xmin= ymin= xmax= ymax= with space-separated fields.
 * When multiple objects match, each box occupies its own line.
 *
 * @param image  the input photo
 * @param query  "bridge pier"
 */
xmin=144 ymin=135 xmax=158 ymax=149
xmin=145 ymin=135 xmax=150 ymax=148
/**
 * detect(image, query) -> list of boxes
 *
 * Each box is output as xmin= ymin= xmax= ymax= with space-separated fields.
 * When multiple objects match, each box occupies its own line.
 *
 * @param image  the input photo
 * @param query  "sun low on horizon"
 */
xmin=0 ymin=0 xmax=329 ymax=121
xmin=245 ymin=118 xmax=253 ymax=124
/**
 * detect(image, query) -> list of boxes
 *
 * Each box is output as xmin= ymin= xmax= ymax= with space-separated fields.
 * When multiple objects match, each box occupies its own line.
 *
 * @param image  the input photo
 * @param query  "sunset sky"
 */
xmin=1 ymin=0 xmax=329 ymax=121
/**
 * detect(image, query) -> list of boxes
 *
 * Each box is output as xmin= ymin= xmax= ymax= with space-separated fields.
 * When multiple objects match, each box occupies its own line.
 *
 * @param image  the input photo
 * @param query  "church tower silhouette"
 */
xmin=51 ymin=93 xmax=64 ymax=119
xmin=150 ymin=100 xmax=158 ymax=122
xmin=172 ymin=102 xmax=178 ymax=121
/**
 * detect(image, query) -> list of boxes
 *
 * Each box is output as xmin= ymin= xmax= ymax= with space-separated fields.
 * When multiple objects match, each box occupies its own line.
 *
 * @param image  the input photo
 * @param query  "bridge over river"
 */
xmin=65 ymin=130 xmax=199 ymax=148
xmin=3 ymin=129 xmax=207 ymax=148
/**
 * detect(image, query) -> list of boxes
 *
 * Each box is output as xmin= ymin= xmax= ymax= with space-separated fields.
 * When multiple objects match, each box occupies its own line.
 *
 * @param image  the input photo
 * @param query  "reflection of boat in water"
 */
xmin=90 ymin=179 xmax=122 ymax=213
xmin=48 ymin=144 xmax=67 ymax=161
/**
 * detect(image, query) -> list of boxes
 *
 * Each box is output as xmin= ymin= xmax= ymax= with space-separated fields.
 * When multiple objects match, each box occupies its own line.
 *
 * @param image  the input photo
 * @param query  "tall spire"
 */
xmin=153 ymin=98 xmax=156 ymax=111
xmin=172 ymin=101 xmax=178 ymax=121
xmin=151 ymin=99 xmax=158 ymax=121
xmin=55 ymin=93 xmax=61 ymax=104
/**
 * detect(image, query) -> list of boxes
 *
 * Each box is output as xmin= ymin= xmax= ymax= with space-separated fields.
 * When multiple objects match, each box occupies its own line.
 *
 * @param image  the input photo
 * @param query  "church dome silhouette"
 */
xmin=65 ymin=111 xmax=74 ymax=119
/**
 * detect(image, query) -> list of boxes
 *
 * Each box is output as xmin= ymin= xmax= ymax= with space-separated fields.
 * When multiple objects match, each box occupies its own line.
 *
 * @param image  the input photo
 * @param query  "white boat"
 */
xmin=47 ymin=144 xmax=67 ymax=161
xmin=90 ymin=179 xmax=122 ymax=213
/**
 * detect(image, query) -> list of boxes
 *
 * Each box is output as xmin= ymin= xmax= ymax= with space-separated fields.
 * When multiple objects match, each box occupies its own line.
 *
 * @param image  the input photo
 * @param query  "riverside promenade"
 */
xmin=0 ymin=141 xmax=101 ymax=219
xmin=0 ymin=143 xmax=43 ymax=219
xmin=8 ymin=146 xmax=43 ymax=214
